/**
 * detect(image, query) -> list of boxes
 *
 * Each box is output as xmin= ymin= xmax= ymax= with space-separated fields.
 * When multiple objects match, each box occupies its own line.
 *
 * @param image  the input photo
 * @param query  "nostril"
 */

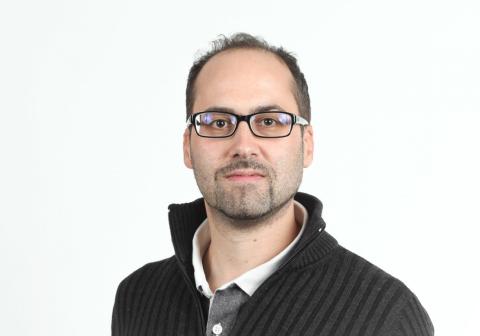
xmin=232 ymin=152 xmax=258 ymax=160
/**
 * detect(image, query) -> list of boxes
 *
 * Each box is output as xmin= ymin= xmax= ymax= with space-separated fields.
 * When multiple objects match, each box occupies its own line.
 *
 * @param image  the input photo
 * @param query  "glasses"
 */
xmin=186 ymin=111 xmax=309 ymax=138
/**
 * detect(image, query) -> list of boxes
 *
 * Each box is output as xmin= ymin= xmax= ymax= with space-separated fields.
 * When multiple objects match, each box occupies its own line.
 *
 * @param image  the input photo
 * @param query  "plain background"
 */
xmin=1 ymin=0 xmax=479 ymax=335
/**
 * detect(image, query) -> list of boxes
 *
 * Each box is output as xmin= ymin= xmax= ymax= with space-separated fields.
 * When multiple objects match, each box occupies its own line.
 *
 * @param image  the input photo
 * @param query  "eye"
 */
xmin=199 ymin=113 xmax=233 ymax=128
xmin=260 ymin=118 xmax=276 ymax=127
xmin=214 ymin=119 xmax=227 ymax=128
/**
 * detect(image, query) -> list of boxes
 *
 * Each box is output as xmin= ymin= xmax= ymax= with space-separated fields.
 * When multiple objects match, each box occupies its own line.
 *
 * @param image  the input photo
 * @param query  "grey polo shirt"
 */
xmin=192 ymin=201 xmax=308 ymax=336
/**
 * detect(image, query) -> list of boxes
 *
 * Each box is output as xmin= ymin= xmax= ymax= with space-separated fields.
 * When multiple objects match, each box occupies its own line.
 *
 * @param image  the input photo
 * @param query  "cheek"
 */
xmin=268 ymin=142 xmax=304 ymax=177
xmin=190 ymin=141 xmax=221 ymax=173
xmin=272 ymin=136 xmax=303 ymax=160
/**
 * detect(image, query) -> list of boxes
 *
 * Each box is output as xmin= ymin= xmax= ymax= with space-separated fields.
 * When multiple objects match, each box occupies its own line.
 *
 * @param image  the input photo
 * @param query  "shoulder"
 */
xmin=111 ymin=257 xmax=188 ymax=334
xmin=331 ymin=245 xmax=435 ymax=335
xmin=111 ymin=257 xmax=201 ymax=335
xmin=114 ymin=256 xmax=179 ymax=298
xmin=293 ymin=240 xmax=434 ymax=335
xmin=112 ymin=256 xmax=183 ymax=315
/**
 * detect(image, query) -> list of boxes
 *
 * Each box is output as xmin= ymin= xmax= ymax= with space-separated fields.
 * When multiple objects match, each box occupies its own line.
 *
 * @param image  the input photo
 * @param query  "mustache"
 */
xmin=216 ymin=159 xmax=271 ymax=178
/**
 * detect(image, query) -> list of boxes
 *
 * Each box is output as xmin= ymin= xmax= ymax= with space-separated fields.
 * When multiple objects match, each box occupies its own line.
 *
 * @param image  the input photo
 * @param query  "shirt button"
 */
xmin=212 ymin=323 xmax=223 ymax=335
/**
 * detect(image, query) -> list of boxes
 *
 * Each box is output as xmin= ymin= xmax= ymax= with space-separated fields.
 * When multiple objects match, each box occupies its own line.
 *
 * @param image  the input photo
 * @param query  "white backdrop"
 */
xmin=1 ymin=0 xmax=479 ymax=335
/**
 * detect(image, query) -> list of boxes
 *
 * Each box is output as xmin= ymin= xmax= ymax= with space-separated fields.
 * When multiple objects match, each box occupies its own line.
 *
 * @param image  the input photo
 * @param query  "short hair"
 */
xmin=185 ymin=33 xmax=311 ymax=122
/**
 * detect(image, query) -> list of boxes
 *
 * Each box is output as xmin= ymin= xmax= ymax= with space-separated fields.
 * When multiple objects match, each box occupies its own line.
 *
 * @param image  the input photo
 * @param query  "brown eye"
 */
xmin=261 ymin=118 xmax=276 ymax=127
xmin=214 ymin=120 xmax=227 ymax=128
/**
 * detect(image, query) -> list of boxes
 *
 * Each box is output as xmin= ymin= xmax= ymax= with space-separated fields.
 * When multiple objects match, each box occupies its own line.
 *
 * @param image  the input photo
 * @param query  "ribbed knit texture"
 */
xmin=112 ymin=193 xmax=434 ymax=336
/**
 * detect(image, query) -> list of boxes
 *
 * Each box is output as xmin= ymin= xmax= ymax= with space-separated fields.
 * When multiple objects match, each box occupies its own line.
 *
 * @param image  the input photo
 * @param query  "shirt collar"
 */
xmin=192 ymin=200 xmax=308 ymax=299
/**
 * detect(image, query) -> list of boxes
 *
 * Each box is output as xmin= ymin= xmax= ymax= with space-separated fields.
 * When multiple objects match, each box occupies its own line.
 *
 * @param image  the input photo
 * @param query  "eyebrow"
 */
xmin=201 ymin=104 xmax=287 ymax=114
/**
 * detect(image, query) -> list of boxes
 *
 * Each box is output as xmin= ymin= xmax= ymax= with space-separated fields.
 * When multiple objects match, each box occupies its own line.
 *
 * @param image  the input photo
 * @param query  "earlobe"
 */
xmin=183 ymin=128 xmax=193 ymax=169
xmin=303 ymin=126 xmax=314 ymax=168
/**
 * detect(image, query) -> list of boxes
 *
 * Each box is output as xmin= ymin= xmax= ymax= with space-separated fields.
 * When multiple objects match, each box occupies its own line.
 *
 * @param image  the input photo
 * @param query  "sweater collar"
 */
xmin=168 ymin=192 xmax=335 ymax=272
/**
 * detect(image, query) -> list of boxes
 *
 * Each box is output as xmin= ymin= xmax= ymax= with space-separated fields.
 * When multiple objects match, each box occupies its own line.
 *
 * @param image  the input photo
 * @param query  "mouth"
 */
xmin=224 ymin=169 xmax=266 ymax=182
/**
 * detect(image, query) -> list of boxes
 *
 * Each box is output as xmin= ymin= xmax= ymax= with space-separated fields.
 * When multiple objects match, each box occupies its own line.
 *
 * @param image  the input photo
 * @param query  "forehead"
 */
xmin=193 ymin=49 xmax=298 ymax=113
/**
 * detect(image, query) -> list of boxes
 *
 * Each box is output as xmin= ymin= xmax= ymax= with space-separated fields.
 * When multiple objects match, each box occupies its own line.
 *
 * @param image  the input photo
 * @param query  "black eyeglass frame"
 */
xmin=186 ymin=111 xmax=309 ymax=138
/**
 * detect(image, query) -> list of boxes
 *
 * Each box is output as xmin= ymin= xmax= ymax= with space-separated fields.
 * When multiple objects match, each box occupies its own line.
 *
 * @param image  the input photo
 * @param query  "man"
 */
xmin=112 ymin=33 xmax=433 ymax=336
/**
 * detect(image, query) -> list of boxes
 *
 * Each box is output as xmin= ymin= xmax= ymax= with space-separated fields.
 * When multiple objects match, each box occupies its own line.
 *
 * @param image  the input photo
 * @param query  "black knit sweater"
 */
xmin=112 ymin=192 xmax=434 ymax=335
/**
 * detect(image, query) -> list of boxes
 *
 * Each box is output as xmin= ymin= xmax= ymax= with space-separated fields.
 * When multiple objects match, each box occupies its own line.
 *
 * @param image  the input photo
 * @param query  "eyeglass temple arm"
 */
xmin=294 ymin=115 xmax=309 ymax=126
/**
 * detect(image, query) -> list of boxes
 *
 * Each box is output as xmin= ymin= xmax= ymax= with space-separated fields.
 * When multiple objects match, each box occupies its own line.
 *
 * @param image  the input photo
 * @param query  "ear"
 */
xmin=302 ymin=125 xmax=314 ymax=168
xmin=183 ymin=128 xmax=193 ymax=169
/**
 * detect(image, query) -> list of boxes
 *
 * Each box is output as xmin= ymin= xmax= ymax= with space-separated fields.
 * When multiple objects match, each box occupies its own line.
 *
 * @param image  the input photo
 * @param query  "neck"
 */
xmin=203 ymin=199 xmax=299 ymax=292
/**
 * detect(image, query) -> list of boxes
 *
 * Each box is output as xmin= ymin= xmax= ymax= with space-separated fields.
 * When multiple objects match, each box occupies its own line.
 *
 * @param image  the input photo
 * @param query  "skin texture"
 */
xmin=183 ymin=48 xmax=314 ymax=289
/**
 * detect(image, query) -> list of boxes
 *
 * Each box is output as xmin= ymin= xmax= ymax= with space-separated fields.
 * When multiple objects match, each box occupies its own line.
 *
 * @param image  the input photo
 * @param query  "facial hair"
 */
xmin=191 ymin=145 xmax=304 ymax=229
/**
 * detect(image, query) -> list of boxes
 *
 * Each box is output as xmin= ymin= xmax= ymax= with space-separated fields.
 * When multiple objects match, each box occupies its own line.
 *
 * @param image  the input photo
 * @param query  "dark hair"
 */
xmin=185 ymin=33 xmax=311 ymax=122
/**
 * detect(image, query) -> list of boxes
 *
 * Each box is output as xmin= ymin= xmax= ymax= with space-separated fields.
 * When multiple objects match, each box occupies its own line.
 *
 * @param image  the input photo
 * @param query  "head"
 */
xmin=183 ymin=33 xmax=314 ymax=228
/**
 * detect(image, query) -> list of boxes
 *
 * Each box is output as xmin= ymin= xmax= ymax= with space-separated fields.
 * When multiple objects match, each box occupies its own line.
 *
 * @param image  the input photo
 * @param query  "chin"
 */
xmin=218 ymin=209 xmax=274 ymax=229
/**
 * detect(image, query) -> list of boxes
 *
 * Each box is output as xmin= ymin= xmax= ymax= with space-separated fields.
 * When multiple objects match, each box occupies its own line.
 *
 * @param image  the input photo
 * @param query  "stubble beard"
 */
xmin=192 ymin=152 xmax=304 ymax=230
xmin=214 ymin=161 xmax=276 ymax=223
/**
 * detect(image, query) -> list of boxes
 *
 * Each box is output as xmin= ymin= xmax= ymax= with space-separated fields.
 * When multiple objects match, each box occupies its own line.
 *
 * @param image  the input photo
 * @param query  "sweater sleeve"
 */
xmin=390 ymin=292 xmax=434 ymax=336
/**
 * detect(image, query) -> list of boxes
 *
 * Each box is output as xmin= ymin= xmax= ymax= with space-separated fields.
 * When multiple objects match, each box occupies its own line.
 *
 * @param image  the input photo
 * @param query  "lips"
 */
xmin=225 ymin=169 xmax=265 ymax=182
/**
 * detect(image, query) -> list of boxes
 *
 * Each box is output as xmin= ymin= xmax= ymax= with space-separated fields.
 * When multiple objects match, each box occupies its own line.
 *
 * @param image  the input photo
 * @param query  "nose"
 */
xmin=228 ymin=120 xmax=259 ymax=159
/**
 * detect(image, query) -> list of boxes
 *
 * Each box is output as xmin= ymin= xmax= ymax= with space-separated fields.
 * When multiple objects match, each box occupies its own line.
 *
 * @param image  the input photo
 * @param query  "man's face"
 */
xmin=183 ymin=49 xmax=313 ymax=226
